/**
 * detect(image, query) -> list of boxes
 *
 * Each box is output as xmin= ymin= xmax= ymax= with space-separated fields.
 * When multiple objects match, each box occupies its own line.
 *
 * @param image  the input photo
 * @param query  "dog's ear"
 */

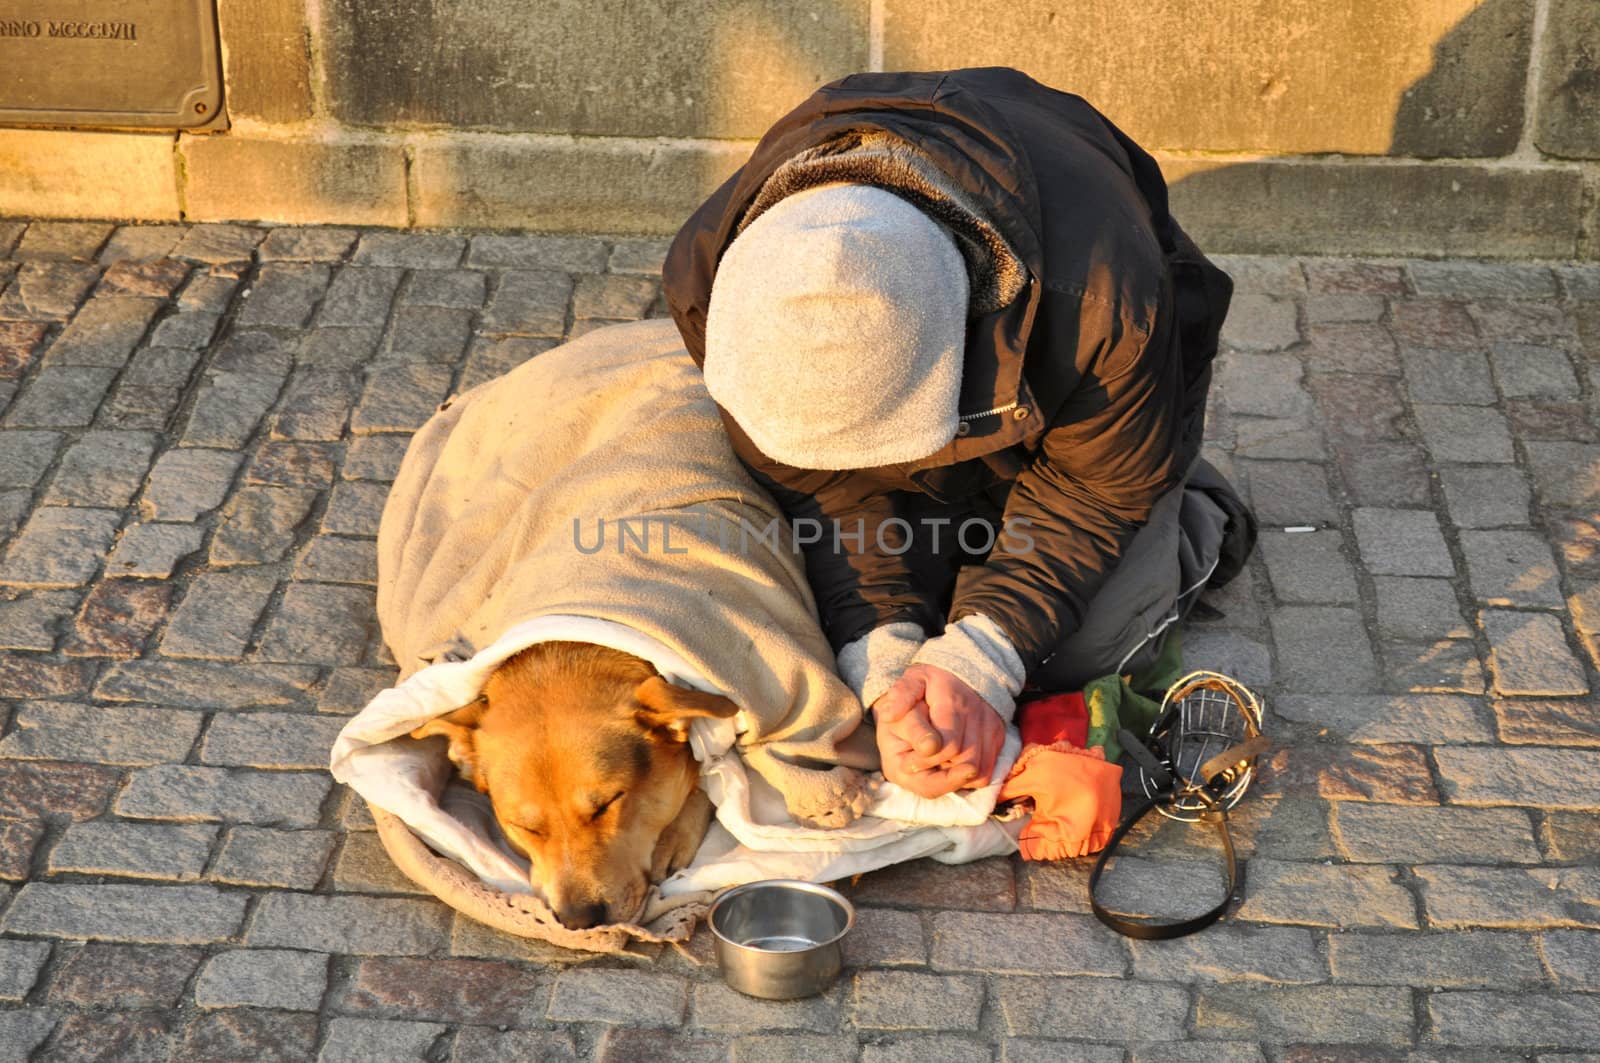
xmin=411 ymin=699 xmax=488 ymax=787
xmin=633 ymin=676 xmax=739 ymax=742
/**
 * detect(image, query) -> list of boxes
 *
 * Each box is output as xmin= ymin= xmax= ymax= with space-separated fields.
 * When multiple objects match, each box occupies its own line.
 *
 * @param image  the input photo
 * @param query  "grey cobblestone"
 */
xmin=1354 ymin=507 xmax=1456 ymax=577
xmin=0 ymin=939 xmax=50 ymax=1002
xmin=0 ymin=261 xmax=99 ymax=320
xmin=5 ymin=365 xmax=118 ymax=426
xmin=1 ymin=882 xmax=248 ymax=942
xmin=201 ymin=711 xmax=347 ymax=769
xmin=45 ymin=821 xmax=215 ymax=880
xmin=482 ymin=270 xmax=573 ymax=336
xmin=0 ymin=507 xmax=120 ymax=587
xmin=97 ymin=658 xmax=318 ymax=707
xmin=161 ymin=571 xmax=276 ymax=658
xmin=1402 ymin=347 xmax=1498 ymax=405
xmin=1128 ymin=925 xmax=1325 ymax=984
xmin=249 ymin=892 xmax=452 ymax=955
xmin=1414 ymin=404 xmax=1517 ymax=463
xmin=1236 ymin=858 xmax=1419 ymax=928
xmin=1416 ymin=865 xmax=1600 ymax=928
xmin=694 ymin=981 xmax=841 ymax=1032
xmin=173 ymin=224 xmax=264 ymax=264
xmin=211 ymin=485 xmax=318 ymax=566
xmin=320 ymin=267 xmax=404 ymax=327
xmin=1480 ymin=609 xmax=1589 ymax=695
xmin=238 ymin=263 xmax=330 ymax=327
xmin=546 ymin=969 xmax=687 ymax=1026
xmin=139 ymin=447 xmax=243 ymax=520
xmin=467 ymin=234 xmax=609 ymax=272
xmin=1429 ymin=991 xmax=1600 ymax=1049
xmin=1436 ymin=747 xmax=1600 ymax=808
xmin=1327 ymin=930 xmax=1545 ymax=987
xmin=1260 ymin=530 xmax=1358 ymax=603
xmin=181 ymin=370 xmax=283 ymax=448
xmin=319 ymin=1016 xmax=446 ymax=1063
xmin=0 ymin=428 xmax=60 ymax=487
xmin=1439 ymin=465 xmax=1532 ymax=528
xmin=353 ymin=232 xmax=464 ymax=269
xmin=194 ymin=948 xmax=329 ymax=1011
xmin=997 ymin=977 xmax=1189 ymax=1040
xmin=211 ymin=826 xmax=337 ymax=889
xmin=851 ymin=971 xmax=981 ymax=1031
xmin=383 ymin=305 xmax=473 ymax=362
xmin=401 ymin=269 xmax=486 ymax=310
xmin=1461 ymin=530 xmax=1564 ymax=607
xmin=1494 ymin=698 xmax=1600 ymax=746
xmin=116 ymin=765 xmax=331 ymax=827
xmin=350 ymin=363 xmax=453 ymax=434
xmin=44 ymin=296 xmax=160 ymax=366
xmin=259 ymin=227 xmax=357 ymax=262
xmin=1373 ymin=578 xmax=1472 ymax=640
xmin=0 ymin=704 xmax=203 ymax=765
xmin=1192 ymin=984 xmax=1414 ymax=1044
xmin=0 ymin=588 xmax=77 ymax=651
xmin=332 ymin=831 xmax=430 ymax=895
xmin=930 ymin=911 xmax=1122 ymax=975
xmin=43 ymin=430 xmax=160 ymax=507
xmin=1269 ymin=605 xmax=1380 ymax=692
xmin=255 ymin=583 xmax=376 ymax=664
xmin=99 ymin=224 xmax=185 ymax=262
xmin=296 ymin=536 xmax=378 ymax=583
xmin=1333 ymin=804 xmax=1540 ymax=863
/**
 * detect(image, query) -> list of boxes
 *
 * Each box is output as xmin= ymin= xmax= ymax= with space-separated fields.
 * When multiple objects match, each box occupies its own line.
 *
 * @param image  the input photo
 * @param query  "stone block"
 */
xmin=319 ymin=1017 xmax=446 ymax=1063
xmin=0 ymin=429 xmax=61 ymax=488
xmin=211 ymin=486 xmax=318 ymax=566
xmin=183 ymin=136 xmax=408 ymax=227
xmin=97 ymin=659 xmax=318 ymax=709
xmin=44 ymin=296 xmax=160 ymax=367
xmin=1274 ymin=690 xmax=1484 ymax=748
xmin=48 ymin=943 xmax=202 ymax=1009
xmin=0 ymin=262 xmax=100 ymax=321
xmin=1353 ymin=508 xmax=1455 ymax=576
xmin=1525 ymin=442 xmax=1600 ymax=507
xmin=1373 ymin=578 xmax=1472 ymax=640
xmin=1494 ymin=698 xmax=1600 ymax=747
xmin=216 ymin=0 xmax=314 ymax=122
xmin=1430 ymin=991 xmax=1600 ymax=1050
xmin=201 ymin=711 xmax=348 ymax=769
xmin=0 ymin=701 xmax=201 ymax=768
xmin=0 ymin=760 xmax=121 ymax=821
xmin=381 ymin=305 xmax=473 ymax=363
xmin=847 ymin=855 xmax=1016 ymax=910
xmin=1333 ymin=804 xmax=1540 ymax=864
xmin=412 ymin=136 xmax=749 ymax=233
xmin=5 ymin=365 xmax=118 ymax=427
xmin=884 ymin=0 xmax=1526 ymax=156
xmin=850 ymin=971 xmax=980 ymax=1031
xmin=0 ymin=507 xmax=121 ymax=587
xmin=693 ymin=981 xmax=841 ymax=1032
xmin=1127 ymin=925 xmax=1325 ymax=984
xmin=467 ymin=235 xmax=610 ymax=272
xmin=1269 ymin=605 xmax=1381 ymax=693
xmin=1260 ymin=530 xmax=1358 ymax=603
xmin=46 ymin=821 xmax=215 ymax=880
xmin=1460 ymin=530 xmax=1563 ymax=606
xmin=1236 ymin=859 xmax=1418 ymax=929
xmin=1237 ymin=460 xmax=1339 ymax=526
xmin=1164 ymin=160 xmax=1582 ymax=259
xmin=929 ymin=912 xmax=1122 ymax=975
xmin=1191 ymin=984 xmax=1415 ymax=1044
xmin=44 ymin=430 xmax=159 ymax=507
xmin=1 ymin=882 xmax=247 ymax=942
xmin=181 ymin=371 xmax=284 ymax=448
xmin=1383 ymin=637 xmax=1486 ymax=694
xmin=1256 ymin=742 xmax=1438 ymax=803
xmin=1390 ymin=299 xmax=1482 ymax=350
xmin=1480 ymin=609 xmax=1588 ymax=696
xmin=1490 ymin=344 xmax=1580 ymax=399
xmin=350 ymin=364 xmax=453 ymax=434
xmin=1436 ymin=746 xmax=1600 ymax=808
xmin=161 ymin=571 xmax=275 ymax=659
xmin=1417 ymin=866 xmax=1600 ymax=929
xmin=545 ymin=969 xmax=687 ymax=1026
xmin=997 ymin=977 xmax=1189 ymax=1040
xmin=339 ymin=957 xmax=548 ymax=1026
xmin=211 ymin=826 xmax=337 ymax=890
xmin=0 ymin=938 xmax=50 ymax=1002
xmin=1438 ymin=466 xmax=1531 ymax=529
xmin=238 ymin=264 xmax=330 ymax=328
xmin=256 ymin=583 xmax=376 ymax=665
xmin=325 ymin=0 xmax=866 ymax=137
xmin=116 ymin=765 xmax=331 ymax=828
xmin=1535 ymin=0 xmax=1600 ymax=158
xmin=400 ymin=270 xmax=487 ymax=310
xmin=1328 ymin=930 xmax=1543 ymax=987
xmin=172 ymin=224 xmax=265 ymax=264
xmin=248 ymin=892 xmax=452 ymax=955
xmin=0 ymin=130 xmax=180 ymax=219
xmin=332 ymin=831 xmax=429 ymax=896
xmin=1403 ymin=348 xmax=1497 ymax=405
xmin=1413 ymin=404 xmax=1516 ymax=462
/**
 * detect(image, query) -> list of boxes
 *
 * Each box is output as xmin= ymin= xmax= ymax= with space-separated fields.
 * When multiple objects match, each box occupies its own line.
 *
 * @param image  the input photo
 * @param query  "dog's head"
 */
xmin=411 ymin=644 xmax=737 ymax=929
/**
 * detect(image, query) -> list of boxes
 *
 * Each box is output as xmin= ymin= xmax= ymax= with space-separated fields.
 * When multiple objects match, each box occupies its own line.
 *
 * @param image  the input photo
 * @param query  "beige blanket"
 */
xmin=377 ymin=318 xmax=873 ymax=826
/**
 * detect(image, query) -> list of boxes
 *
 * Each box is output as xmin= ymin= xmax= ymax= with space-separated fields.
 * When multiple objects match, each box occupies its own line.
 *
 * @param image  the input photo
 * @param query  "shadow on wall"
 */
xmin=1166 ymin=0 xmax=1579 ymax=257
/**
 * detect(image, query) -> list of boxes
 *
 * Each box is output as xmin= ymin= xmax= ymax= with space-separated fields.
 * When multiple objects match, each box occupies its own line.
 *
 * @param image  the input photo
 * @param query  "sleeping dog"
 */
xmin=412 ymin=642 xmax=737 ymax=929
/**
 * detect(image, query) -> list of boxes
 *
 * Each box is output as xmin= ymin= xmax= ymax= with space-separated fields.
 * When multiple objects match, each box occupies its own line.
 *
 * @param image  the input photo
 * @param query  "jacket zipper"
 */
xmin=959 ymin=401 xmax=1018 ymax=422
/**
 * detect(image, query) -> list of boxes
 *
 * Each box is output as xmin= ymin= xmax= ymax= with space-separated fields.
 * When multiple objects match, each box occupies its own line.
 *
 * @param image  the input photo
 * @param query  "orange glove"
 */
xmin=999 ymin=742 xmax=1123 ymax=860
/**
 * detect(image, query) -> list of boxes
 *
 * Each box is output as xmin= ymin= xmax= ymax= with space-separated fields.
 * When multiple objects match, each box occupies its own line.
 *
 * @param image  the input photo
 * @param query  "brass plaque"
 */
xmin=0 ymin=1 xmax=223 ymax=129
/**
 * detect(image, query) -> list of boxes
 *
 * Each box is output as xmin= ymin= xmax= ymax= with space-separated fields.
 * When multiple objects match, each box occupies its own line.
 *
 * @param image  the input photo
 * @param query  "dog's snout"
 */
xmin=555 ymin=898 xmax=609 ymax=930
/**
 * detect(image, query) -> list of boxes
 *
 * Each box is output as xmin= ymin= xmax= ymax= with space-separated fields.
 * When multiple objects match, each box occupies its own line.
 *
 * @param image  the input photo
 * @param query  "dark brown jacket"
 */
xmin=663 ymin=67 xmax=1235 ymax=673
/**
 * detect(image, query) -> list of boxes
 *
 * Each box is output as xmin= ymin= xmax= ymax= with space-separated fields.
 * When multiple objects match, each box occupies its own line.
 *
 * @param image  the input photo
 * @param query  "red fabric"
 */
xmin=999 ymin=743 xmax=1123 ymax=860
xmin=1016 ymin=690 xmax=1088 ymax=750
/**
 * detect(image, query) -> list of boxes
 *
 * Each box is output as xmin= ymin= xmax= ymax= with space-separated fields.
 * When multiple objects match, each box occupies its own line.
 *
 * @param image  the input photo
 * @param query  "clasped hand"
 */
xmin=873 ymin=664 xmax=1005 ymax=799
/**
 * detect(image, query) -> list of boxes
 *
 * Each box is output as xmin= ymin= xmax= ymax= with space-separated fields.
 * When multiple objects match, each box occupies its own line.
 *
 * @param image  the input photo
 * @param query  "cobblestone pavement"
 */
xmin=0 ymin=219 xmax=1596 ymax=1062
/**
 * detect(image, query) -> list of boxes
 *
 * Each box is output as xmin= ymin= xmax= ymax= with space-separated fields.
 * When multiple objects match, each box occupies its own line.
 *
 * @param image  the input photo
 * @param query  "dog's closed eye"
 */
xmin=590 ymin=792 xmax=624 ymax=821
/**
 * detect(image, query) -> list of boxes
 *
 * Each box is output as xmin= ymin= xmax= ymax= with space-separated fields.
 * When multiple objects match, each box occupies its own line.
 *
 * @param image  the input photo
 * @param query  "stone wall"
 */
xmin=1 ymin=0 xmax=1596 ymax=257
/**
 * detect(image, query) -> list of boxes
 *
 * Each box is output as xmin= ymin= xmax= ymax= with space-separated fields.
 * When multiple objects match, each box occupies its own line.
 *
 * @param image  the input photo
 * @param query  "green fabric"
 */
xmin=1084 ymin=626 xmax=1186 ymax=764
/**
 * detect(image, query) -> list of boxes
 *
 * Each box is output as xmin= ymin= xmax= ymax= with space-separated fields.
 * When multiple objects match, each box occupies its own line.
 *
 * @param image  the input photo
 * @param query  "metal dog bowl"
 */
xmin=708 ymin=879 xmax=854 ymax=1000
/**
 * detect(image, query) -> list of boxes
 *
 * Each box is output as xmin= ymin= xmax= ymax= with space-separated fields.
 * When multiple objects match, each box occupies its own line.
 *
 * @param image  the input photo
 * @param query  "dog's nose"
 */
xmin=555 ymin=899 xmax=608 ymax=930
